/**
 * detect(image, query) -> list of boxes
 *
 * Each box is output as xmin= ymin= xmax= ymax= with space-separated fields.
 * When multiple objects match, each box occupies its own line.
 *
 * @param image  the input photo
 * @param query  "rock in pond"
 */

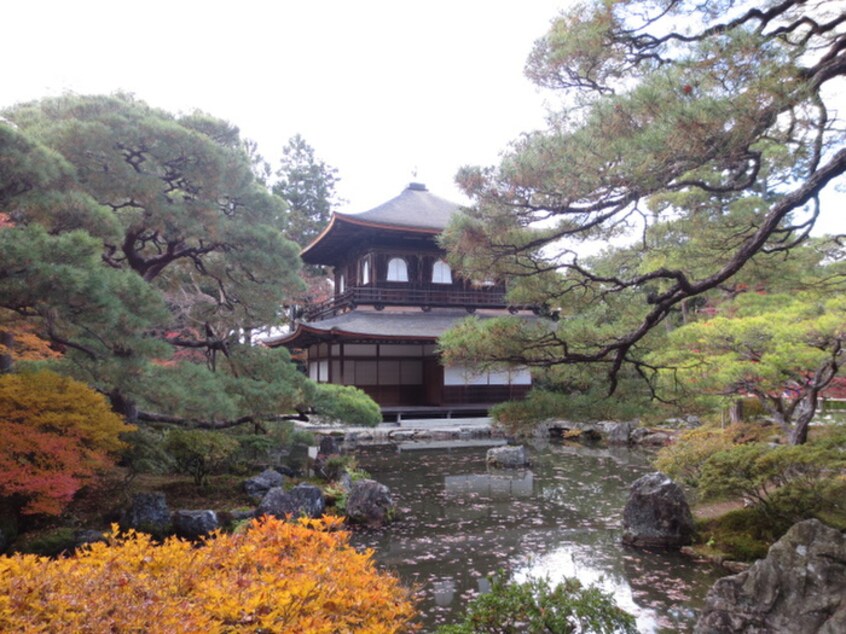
xmin=244 ymin=468 xmax=286 ymax=502
xmin=486 ymin=445 xmax=529 ymax=468
xmin=257 ymin=484 xmax=325 ymax=519
xmin=120 ymin=492 xmax=171 ymax=537
xmin=345 ymin=479 xmax=396 ymax=527
xmin=606 ymin=421 xmax=634 ymax=446
xmin=622 ymin=472 xmax=694 ymax=549
xmin=172 ymin=510 xmax=220 ymax=540
xmin=694 ymin=519 xmax=846 ymax=634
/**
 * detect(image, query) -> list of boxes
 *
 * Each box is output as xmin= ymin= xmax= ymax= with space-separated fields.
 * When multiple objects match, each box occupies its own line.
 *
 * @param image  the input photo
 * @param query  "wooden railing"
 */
xmin=303 ymin=285 xmax=511 ymax=321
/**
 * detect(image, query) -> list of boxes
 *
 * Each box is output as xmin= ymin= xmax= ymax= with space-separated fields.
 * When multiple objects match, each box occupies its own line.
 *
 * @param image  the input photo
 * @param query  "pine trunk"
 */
xmin=789 ymin=399 xmax=816 ymax=445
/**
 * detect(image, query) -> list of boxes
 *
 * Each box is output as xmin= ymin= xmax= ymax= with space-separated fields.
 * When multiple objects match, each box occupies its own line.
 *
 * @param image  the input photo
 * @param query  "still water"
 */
xmin=349 ymin=440 xmax=725 ymax=633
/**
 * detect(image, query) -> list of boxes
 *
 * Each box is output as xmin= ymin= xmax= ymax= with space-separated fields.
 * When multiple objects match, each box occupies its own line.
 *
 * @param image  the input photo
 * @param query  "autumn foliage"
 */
xmin=0 ymin=370 xmax=132 ymax=515
xmin=0 ymin=516 xmax=417 ymax=633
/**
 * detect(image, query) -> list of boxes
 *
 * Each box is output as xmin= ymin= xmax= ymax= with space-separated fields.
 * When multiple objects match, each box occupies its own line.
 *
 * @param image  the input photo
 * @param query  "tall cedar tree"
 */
xmin=272 ymin=134 xmax=342 ymax=248
xmin=272 ymin=134 xmax=343 ymax=305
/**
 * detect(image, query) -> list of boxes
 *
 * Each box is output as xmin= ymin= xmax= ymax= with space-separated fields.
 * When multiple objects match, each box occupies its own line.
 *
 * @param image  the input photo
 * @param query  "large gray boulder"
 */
xmin=345 ymin=479 xmax=396 ymax=527
xmin=244 ymin=468 xmax=286 ymax=502
xmin=172 ymin=510 xmax=220 ymax=540
xmin=120 ymin=492 xmax=171 ymax=537
xmin=486 ymin=445 xmax=529 ymax=468
xmin=257 ymin=484 xmax=325 ymax=519
xmin=695 ymin=519 xmax=846 ymax=634
xmin=622 ymin=472 xmax=694 ymax=549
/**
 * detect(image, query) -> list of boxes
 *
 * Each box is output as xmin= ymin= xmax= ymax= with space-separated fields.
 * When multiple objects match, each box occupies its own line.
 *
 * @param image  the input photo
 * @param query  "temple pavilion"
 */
xmin=268 ymin=183 xmax=532 ymax=419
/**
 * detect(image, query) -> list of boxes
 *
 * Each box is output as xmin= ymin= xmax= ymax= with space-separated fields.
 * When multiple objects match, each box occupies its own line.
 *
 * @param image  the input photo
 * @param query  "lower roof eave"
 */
xmin=267 ymin=323 xmax=440 ymax=350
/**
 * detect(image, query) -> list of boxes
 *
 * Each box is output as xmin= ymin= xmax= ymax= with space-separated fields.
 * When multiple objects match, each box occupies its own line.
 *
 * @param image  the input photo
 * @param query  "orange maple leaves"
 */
xmin=0 ymin=371 xmax=133 ymax=515
xmin=0 ymin=516 xmax=418 ymax=633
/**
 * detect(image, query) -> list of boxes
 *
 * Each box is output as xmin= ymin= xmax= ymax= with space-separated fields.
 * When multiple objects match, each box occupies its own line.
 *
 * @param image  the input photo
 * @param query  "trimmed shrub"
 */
xmin=653 ymin=422 xmax=776 ymax=488
xmin=164 ymin=429 xmax=239 ymax=487
xmin=697 ymin=507 xmax=785 ymax=561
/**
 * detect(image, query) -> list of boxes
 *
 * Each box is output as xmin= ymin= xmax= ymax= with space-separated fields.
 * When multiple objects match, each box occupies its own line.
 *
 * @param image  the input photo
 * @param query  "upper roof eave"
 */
xmin=299 ymin=213 xmax=441 ymax=262
xmin=299 ymin=184 xmax=463 ymax=264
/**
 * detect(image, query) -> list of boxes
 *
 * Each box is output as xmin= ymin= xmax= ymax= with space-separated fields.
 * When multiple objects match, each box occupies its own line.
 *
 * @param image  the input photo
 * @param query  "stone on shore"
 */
xmin=694 ymin=519 xmax=846 ymax=634
xmin=257 ymin=484 xmax=325 ymax=519
xmin=172 ymin=509 xmax=220 ymax=540
xmin=622 ymin=472 xmax=694 ymax=549
xmin=120 ymin=492 xmax=171 ymax=537
xmin=244 ymin=468 xmax=286 ymax=502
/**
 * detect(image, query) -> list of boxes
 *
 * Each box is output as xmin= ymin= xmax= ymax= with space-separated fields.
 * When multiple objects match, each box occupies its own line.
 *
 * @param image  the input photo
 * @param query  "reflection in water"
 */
xmin=349 ymin=442 xmax=725 ymax=632
xmin=445 ymin=471 xmax=534 ymax=497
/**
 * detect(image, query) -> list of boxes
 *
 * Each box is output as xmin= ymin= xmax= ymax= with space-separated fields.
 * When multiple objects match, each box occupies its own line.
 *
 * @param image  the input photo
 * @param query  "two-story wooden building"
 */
xmin=269 ymin=183 xmax=531 ymax=418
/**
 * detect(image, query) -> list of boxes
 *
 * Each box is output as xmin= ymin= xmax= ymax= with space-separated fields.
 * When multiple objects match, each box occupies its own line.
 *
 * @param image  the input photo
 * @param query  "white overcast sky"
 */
xmin=3 ymin=0 xmax=843 ymax=235
xmin=3 ymin=0 xmax=569 ymax=212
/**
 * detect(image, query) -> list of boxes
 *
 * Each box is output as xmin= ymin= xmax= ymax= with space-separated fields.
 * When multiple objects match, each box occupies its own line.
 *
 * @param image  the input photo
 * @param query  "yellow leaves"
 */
xmin=0 ymin=516 xmax=417 ymax=633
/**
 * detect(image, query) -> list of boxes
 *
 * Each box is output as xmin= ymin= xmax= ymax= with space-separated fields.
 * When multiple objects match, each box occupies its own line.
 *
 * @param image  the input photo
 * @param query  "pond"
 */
xmin=348 ymin=440 xmax=726 ymax=633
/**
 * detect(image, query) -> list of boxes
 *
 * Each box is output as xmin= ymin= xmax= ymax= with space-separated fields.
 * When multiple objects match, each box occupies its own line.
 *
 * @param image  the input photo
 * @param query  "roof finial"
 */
xmin=408 ymin=167 xmax=427 ymax=191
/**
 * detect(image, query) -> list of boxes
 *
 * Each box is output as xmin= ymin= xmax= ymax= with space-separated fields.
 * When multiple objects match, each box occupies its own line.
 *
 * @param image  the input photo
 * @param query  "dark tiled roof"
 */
xmin=300 ymin=183 xmax=463 ymax=265
xmin=338 ymin=183 xmax=461 ymax=231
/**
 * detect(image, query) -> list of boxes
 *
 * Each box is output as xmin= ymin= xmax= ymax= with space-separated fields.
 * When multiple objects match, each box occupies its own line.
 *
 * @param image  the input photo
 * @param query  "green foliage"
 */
xmin=437 ymin=575 xmax=636 ymax=634
xmin=138 ymin=346 xmax=316 ymax=424
xmin=697 ymin=508 xmax=781 ymax=561
xmin=164 ymin=430 xmax=239 ymax=487
xmin=0 ymin=94 xmax=381 ymax=429
xmin=440 ymin=0 xmax=845 ymax=410
xmin=318 ymin=455 xmax=369 ymax=483
xmin=312 ymin=383 xmax=382 ymax=427
xmin=654 ymin=422 xmax=774 ymax=488
xmin=322 ymin=484 xmax=349 ymax=513
xmin=229 ymin=433 xmax=278 ymax=472
xmin=120 ymin=428 xmax=175 ymax=482
xmin=319 ymin=455 xmax=354 ymax=482
xmin=288 ymin=428 xmax=316 ymax=447
xmin=697 ymin=441 xmax=846 ymax=523
xmin=12 ymin=527 xmax=78 ymax=557
xmin=491 ymin=383 xmax=653 ymax=435
xmin=272 ymin=134 xmax=342 ymax=247
xmin=659 ymin=423 xmax=846 ymax=557
xmin=649 ymin=292 xmax=846 ymax=443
